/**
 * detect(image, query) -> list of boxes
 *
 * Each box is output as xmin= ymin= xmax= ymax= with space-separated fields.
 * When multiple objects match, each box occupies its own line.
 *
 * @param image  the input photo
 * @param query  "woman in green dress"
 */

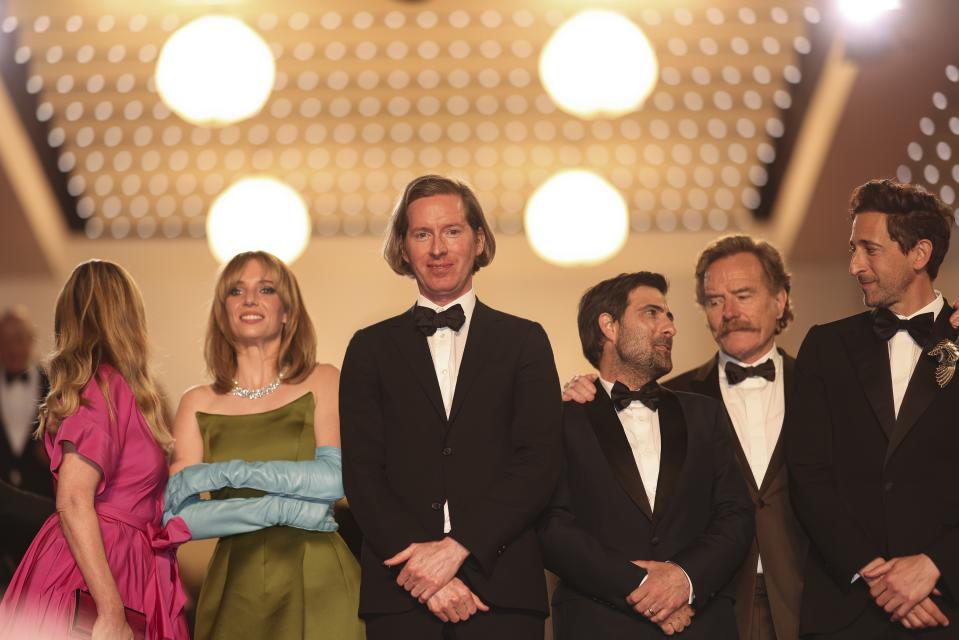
xmin=163 ymin=251 xmax=363 ymax=639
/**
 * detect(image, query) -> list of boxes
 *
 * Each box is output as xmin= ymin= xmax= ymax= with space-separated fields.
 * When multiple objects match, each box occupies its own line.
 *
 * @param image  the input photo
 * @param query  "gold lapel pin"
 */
xmin=928 ymin=339 xmax=959 ymax=388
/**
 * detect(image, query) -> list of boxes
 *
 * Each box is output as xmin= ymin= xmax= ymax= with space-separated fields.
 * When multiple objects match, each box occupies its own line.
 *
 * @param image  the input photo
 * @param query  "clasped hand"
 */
xmin=861 ymin=555 xmax=949 ymax=630
xmin=627 ymin=560 xmax=693 ymax=631
xmin=385 ymin=537 xmax=488 ymax=622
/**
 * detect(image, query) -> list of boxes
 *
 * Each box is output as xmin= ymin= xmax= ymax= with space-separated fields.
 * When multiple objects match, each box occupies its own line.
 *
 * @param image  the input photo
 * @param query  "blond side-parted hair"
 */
xmin=205 ymin=251 xmax=317 ymax=394
xmin=37 ymin=260 xmax=173 ymax=451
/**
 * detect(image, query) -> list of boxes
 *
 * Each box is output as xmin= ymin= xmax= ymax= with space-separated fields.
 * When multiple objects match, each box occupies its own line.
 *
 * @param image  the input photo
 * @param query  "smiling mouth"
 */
xmin=239 ymin=314 xmax=264 ymax=322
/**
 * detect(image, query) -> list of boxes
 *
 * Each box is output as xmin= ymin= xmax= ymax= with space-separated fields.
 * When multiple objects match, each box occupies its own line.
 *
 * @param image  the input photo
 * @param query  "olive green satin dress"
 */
xmin=194 ymin=393 xmax=363 ymax=640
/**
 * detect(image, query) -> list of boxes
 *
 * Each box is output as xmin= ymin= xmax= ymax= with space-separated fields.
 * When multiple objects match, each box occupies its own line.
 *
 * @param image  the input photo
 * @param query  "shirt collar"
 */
xmin=416 ymin=289 xmax=477 ymax=322
xmin=897 ymin=291 xmax=944 ymax=320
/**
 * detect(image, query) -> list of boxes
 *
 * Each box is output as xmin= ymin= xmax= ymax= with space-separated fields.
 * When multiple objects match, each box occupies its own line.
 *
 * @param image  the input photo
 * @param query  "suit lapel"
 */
xmin=448 ymin=300 xmax=496 ymax=424
xmin=586 ymin=381 xmax=654 ymax=520
xmin=757 ymin=351 xmax=794 ymax=495
xmin=886 ymin=304 xmax=958 ymax=463
xmin=389 ymin=307 xmax=448 ymax=422
xmin=698 ymin=356 xmax=760 ymax=495
xmin=841 ymin=313 xmax=896 ymax=440
xmin=652 ymin=388 xmax=687 ymax=521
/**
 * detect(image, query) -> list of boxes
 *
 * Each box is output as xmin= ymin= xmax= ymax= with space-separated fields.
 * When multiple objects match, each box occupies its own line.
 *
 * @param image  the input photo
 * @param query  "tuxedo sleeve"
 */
xmin=538 ymin=452 xmax=648 ymax=612
xmin=925 ymin=523 xmax=959 ymax=598
xmin=340 ymin=328 xmax=430 ymax=559
xmin=670 ymin=404 xmax=755 ymax=609
xmin=450 ymin=322 xmax=563 ymax=576
xmin=785 ymin=325 xmax=881 ymax=588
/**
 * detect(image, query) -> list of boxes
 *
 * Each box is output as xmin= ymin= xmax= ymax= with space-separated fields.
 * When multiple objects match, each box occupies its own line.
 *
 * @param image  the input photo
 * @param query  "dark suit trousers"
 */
xmin=752 ymin=574 xmax=777 ymax=640
xmin=365 ymin=608 xmax=543 ymax=640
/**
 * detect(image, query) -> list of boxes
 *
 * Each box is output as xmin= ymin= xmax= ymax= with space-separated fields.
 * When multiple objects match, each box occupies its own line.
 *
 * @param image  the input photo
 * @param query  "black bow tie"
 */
xmin=724 ymin=360 xmax=776 ymax=385
xmin=610 ymin=380 xmax=661 ymax=412
xmin=4 ymin=370 xmax=28 ymax=384
xmin=872 ymin=308 xmax=935 ymax=345
xmin=413 ymin=304 xmax=466 ymax=337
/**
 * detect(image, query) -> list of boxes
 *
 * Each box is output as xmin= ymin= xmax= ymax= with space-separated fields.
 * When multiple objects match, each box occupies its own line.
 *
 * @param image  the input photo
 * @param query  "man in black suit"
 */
xmin=563 ymin=237 xmax=808 ymax=639
xmin=786 ymin=179 xmax=958 ymax=638
xmin=0 ymin=308 xmax=51 ymax=497
xmin=340 ymin=175 xmax=562 ymax=639
xmin=540 ymin=271 xmax=754 ymax=639
xmin=0 ymin=308 xmax=53 ymax=589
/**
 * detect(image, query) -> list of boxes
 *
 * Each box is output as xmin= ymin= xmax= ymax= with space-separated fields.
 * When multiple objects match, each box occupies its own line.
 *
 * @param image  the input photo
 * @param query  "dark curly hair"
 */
xmin=577 ymin=272 xmax=668 ymax=369
xmin=849 ymin=179 xmax=953 ymax=280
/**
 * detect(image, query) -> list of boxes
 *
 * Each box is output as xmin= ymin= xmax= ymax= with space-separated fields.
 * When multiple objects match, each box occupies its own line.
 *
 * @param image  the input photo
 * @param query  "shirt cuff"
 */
xmin=852 ymin=573 xmax=860 ymax=584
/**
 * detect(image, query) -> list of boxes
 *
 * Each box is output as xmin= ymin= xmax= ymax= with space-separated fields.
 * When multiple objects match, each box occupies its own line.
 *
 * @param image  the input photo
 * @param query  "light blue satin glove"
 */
xmin=164 ymin=446 xmax=344 ymax=515
xmin=164 ymin=493 xmax=337 ymax=540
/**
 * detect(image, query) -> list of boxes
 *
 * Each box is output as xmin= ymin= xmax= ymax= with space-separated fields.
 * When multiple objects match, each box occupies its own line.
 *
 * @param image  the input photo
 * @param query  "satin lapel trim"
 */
xmin=653 ymin=389 xmax=688 ymax=521
xmin=389 ymin=307 xmax=447 ymax=422
xmin=758 ymin=352 xmax=794 ymax=495
xmin=842 ymin=315 xmax=895 ymax=440
xmin=586 ymin=381 xmax=653 ymax=520
xmin=448 ymin=301 xmax=494 ymax=425
xmin=705 ymin=358 xmax=759 ymax=496
xmin=886 ymin=305 xmax=958 ymax=463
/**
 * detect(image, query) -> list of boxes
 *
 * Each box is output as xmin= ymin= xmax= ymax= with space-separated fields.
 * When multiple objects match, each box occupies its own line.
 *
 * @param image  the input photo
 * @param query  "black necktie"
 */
xmin=413 ymin=304 xmax=466 ymax=337
xmin=4 ymin=370 xmax=28 ymax=384
xmin=872 ymin=308 xmax=935 ymax=345
xmin=724 ymin=360 xmax=776 ymax=385
xmin=610 ymin=380 xmax=661 ymax=412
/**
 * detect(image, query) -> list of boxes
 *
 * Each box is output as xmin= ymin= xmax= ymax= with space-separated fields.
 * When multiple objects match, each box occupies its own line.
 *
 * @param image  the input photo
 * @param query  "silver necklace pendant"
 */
xmin=230 ymin=376 xmax=282 ymax=400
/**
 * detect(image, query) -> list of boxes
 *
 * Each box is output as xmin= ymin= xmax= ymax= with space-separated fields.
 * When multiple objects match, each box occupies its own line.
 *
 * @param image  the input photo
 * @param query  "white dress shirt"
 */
xmin=599 ymin=377 xmax=661 ymax=509
xmin=0 ymin=366 xmax=41 ymax=458
xmin=599 ymin=377 xmax=694 ymax=603
xmin=718 ymin=344 xmax=785 ymax=574
xmin=418 ymin=289 xmax=476 ymax=534
xmin=888 ymin=292 xmax=944 ymax=417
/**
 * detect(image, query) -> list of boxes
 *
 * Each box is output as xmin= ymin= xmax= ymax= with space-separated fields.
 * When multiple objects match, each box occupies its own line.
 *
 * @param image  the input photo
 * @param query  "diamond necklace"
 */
xmin=230 ymin=375 xmax=282 ymax=400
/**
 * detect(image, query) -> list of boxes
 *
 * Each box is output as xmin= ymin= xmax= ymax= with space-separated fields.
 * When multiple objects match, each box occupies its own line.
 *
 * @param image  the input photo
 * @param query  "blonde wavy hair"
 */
xmin=36 ymin=260 xmax=173 ymax=451
xmin=205 ymin=251 xmax=317 ymax=394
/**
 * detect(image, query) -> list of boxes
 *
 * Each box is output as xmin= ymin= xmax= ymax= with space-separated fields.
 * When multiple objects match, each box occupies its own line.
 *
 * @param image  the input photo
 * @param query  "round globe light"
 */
xmin=524 ymin=170 xmax=629 ymax=267
xmin=155 ymin=16 xmax=275 ymax=126
xmin=539 ymin=10 xmax=658 ymax=119
xmin=207 ymin=177 xmax=311 ymax=264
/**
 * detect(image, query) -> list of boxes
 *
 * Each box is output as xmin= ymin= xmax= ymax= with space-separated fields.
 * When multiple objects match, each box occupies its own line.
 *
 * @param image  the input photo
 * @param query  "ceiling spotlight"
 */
xmin=837 ymin=0 xmax=901 ymax=25
xmin=524 ymin=170 xmax=629 ymax=267
xmin=155 ymin=16 xmax=275 ymax=126
xmin=539 ymin=10 xmax=658 ymax=119
xmin=206 ymin=177 xmax=311 ymax=264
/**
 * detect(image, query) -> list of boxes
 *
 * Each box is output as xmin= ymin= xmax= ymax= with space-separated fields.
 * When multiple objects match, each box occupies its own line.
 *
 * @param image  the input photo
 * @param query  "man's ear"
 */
xmin=599 ymin=312 xmax=618 ymax=343
xmin=911 ymin=238 xmax=933 ymax=273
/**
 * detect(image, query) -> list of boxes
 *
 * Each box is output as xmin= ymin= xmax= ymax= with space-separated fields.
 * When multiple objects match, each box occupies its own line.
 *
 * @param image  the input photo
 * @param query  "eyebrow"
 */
xmin=641 ymin=304 xmax=674 ymax=320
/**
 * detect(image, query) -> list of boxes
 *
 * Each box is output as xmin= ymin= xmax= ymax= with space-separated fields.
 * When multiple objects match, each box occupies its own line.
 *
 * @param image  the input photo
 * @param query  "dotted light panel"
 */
xmin=1 ymin=1 xmax=820 ymax=241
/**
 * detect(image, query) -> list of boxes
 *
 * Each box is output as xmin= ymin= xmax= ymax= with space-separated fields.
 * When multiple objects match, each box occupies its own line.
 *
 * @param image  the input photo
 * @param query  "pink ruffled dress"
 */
xmin=0 ymin=364 xmax=189 ymax=639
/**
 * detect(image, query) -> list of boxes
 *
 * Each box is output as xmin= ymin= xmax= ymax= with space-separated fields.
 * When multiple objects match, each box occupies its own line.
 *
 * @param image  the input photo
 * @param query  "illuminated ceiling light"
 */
xmin=524 ymin=170 xmax=628 ymax=267
xmin=207 ymin=177 xmax=311 ymax=264
xmin=837 ymin=0 xmax=901 ymax=24
xmin=538 ymin=10 xmax=658 ymax=119
xmin=155 ymin=16 xmax=274 ymax=126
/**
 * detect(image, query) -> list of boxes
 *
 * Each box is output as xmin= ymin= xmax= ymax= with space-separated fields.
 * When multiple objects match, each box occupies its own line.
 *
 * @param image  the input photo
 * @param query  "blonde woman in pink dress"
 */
xmin=0 ymin=260 xmax=189 ymax=640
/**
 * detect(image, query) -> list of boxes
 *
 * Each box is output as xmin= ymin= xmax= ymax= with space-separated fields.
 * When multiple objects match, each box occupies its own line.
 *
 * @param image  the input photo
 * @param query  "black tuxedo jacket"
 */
xmin=340 ymin=300 xmax=562 ymax=618
xmin=786 ymin=307 xmax=959 ymax=636
xmin=538 ymin=381 xmax=754 ymax=639
xmin=0 ymin=367 xmax=52 ymax=498
xmin=667 ymin=350 xmax=807 ymax=640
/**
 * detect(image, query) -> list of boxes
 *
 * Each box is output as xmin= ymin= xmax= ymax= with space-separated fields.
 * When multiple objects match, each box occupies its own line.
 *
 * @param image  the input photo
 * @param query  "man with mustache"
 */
xmin=563 ymin=236 xmax=808 ymax=640
xmin=786 ymin=179 xmax=958 ymax=638
xmin=540 ymin=271 xmax=754 ymax=639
